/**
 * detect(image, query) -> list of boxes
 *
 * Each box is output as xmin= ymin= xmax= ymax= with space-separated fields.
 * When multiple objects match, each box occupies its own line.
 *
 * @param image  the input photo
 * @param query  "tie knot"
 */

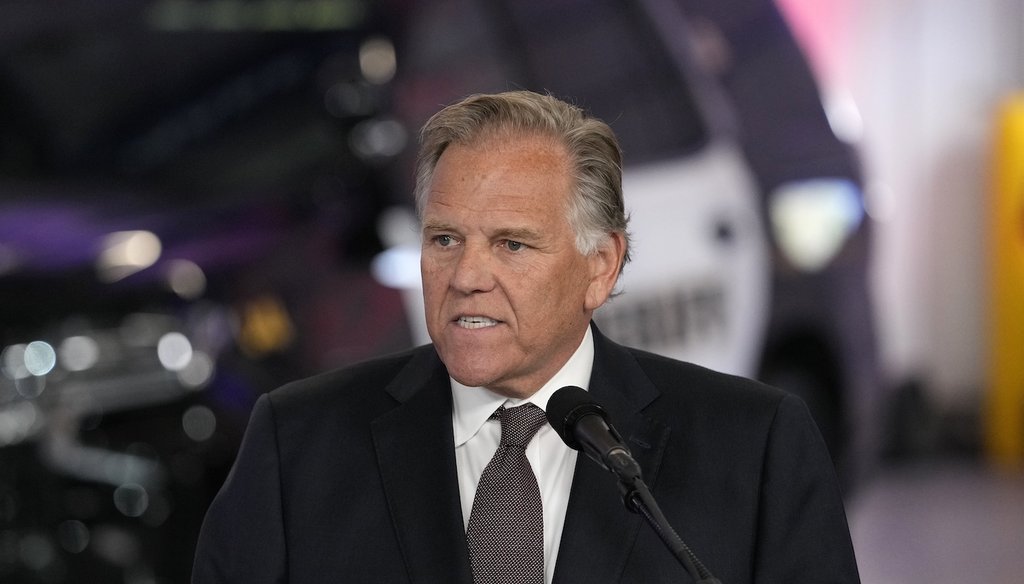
xmin=496 ymin=404 xmax=547 ymax=448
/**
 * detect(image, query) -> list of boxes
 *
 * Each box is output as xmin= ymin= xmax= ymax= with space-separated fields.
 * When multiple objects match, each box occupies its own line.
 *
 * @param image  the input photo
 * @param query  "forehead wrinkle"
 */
xmin=423 ymin=135 xmax=576 ymax=239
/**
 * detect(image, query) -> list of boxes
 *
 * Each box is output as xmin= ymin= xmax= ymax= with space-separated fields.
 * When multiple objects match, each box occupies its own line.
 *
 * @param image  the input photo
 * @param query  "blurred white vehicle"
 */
xmin=377 ymin=0 xmax=882 ymax=488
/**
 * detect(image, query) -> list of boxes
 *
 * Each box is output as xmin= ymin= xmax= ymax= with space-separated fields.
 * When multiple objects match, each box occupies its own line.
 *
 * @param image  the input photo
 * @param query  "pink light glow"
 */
xmin=775 ymin=0 xmax=859 ymax=86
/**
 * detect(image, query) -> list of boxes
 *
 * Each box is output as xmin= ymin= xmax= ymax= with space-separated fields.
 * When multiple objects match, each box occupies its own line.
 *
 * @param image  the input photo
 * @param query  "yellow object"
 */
xmin=238 ymin=295 xmax=296 ymax=357
xmin=987 ymin=93 xmax=1024 ymax=469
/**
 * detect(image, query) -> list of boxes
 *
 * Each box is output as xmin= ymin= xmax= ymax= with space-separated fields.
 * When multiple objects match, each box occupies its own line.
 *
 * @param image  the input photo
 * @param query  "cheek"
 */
xmin=420 ymin=265 xmax=445 ymax=309
xmin=421 ymin=256 xmax=446 ymax=287
xmin=523 ymin=263 xmax=589 ymax=317
xmin=555 ymin=258 xmax=592 ymax=295
xmin=422 ymin=280 xmax=445 ymax=310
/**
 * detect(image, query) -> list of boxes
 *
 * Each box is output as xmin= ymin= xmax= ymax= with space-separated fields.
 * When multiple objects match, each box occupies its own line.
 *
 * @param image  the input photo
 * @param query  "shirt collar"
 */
xmin=451 ymin=326 xmax=595 ymax=447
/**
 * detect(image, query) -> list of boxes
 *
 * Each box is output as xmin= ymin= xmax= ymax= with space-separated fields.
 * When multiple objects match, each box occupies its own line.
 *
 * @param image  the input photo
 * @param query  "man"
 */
xmin=192 ymin=91 xmax=860 ymax=583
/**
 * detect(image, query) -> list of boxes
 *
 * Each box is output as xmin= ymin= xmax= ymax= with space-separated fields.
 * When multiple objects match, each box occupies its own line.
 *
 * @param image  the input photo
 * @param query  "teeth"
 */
xmin=457 ymin=316 xmax=498 ymax=329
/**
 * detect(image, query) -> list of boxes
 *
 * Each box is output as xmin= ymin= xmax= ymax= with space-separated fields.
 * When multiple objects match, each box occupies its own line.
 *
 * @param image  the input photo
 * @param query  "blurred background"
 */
xmin=0 ymin=0 xmax=1022 ymax=582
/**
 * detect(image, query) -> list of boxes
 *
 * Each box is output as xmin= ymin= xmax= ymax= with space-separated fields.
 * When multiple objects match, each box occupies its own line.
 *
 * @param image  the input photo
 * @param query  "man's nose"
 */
xmin=450 ymin=242 xmax=495 ymax=293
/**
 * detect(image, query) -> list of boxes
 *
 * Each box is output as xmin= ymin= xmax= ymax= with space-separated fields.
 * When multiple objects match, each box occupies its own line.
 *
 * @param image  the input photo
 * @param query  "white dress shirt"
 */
xmin=451 ymin=326 xmax=594 ymax=584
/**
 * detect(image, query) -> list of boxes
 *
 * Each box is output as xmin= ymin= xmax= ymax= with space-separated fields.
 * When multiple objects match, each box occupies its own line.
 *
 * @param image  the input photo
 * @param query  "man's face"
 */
xmin=420 ymin=133 xmax=620 ymax=398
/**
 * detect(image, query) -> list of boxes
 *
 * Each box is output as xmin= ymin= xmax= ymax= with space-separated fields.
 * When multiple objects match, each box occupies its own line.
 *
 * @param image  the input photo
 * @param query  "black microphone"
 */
xmin=546 ymin=385 xmax=723 ymax=584
xmin=545 ymin=385 xmax=642 ymax=484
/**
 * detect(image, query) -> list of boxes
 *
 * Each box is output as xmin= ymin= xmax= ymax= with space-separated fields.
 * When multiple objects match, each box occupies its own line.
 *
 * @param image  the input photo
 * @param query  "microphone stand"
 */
xmin=618 ymin=475 xmax=722 ymax=584
xmin=546 ymin=386 xmax=722 ymax=583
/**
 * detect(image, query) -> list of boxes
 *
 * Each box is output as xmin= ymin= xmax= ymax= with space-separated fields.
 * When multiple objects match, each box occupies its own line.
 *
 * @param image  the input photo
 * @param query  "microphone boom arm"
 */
xmin=546 ymin=385 xmax=722 ymax=583
xmin=619 ymin=476 xmax=722 ymax=584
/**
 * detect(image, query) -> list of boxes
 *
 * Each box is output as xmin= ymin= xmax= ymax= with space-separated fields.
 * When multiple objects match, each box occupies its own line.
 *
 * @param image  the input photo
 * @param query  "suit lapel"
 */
xmin=371 ymin=348 xmax=473 ymax=584
xmin=370 ymin=330 xmax=669 ymax=583
xmin=552 ymin=327 xmax=671 ymax=584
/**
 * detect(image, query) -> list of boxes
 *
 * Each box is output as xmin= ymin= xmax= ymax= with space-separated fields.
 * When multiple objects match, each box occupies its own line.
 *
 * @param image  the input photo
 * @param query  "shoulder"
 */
xmin=261 ymin=344 xmax=441 ymax=421
xmin=624 ymin=344 xmax=826 ymax=462
xmin=608 ymin=337 xmax=788 ymax=415
xmin=596 ymin=335 xmax=811 ymax=450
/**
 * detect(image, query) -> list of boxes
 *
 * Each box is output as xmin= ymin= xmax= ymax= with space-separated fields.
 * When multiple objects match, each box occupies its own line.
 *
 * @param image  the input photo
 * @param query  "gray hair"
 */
xmin=413 ymin=90 xmax=631 ymax=266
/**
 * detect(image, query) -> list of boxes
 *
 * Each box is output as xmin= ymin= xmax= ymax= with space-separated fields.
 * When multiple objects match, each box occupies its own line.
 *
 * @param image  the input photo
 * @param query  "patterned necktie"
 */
xmin=466 ymin=403 xmax=548 ymax=584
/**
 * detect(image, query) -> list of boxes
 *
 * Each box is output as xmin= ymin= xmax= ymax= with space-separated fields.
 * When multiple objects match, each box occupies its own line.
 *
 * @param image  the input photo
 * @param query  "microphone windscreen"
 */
xmin=546 ymin=385 xmax=607 ymax=450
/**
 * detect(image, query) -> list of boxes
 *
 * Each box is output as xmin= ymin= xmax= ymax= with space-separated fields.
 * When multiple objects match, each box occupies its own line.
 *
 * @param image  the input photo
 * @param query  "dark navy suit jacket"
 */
xmin=192 ymin=325 xmax=860 ymax=583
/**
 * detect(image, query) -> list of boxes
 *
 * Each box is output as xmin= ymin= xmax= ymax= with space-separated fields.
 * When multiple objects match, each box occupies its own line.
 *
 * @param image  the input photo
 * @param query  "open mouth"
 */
xmin=456 ymin=316 xmax=499 ymax=329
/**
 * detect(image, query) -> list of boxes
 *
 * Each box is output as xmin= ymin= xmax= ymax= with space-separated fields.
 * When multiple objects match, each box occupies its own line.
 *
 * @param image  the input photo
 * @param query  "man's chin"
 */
xmin=443 ymin=359 xmax=510 ymax=393
xmin=446 ymin=365 xmax=500 ymax=390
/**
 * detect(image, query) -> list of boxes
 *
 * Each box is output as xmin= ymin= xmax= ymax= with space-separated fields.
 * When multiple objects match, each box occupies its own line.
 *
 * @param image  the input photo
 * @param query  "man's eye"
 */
xmin=435 ymin=235 xmax=453 ymax=246
xmin=505 ymin=240 xmax=524 ymax=252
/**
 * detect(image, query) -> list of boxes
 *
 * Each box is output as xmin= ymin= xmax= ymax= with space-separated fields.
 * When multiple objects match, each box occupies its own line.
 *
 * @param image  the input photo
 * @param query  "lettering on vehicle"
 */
xmin=595 ymin=281 xmax=727 ymax=350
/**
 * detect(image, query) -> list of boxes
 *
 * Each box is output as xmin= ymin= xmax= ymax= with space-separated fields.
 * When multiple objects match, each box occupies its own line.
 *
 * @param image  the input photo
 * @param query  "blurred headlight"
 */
xmin=769 ymin=178 xmax=864 ymax=272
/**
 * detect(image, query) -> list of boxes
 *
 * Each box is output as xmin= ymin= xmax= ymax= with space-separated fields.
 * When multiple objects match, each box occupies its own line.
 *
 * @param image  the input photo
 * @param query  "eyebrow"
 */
xmin=421 ymin=220 xmax=456 ymax=233
xmin=493 ymin=227 xmax=544 ymax=242
xmin=420 ymin=221 xmax=544 ymax=243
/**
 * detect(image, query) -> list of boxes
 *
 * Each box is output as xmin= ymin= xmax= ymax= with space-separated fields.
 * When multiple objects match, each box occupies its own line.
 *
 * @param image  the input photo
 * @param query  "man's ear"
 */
xmin=584 ymin=232 xmax=626 ymax=311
